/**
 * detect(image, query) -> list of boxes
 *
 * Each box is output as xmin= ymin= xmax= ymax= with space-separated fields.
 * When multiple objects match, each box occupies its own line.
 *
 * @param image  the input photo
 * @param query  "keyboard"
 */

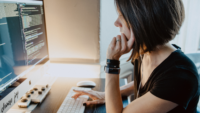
xmin=57 ymin=87 xmax=91 ymax=113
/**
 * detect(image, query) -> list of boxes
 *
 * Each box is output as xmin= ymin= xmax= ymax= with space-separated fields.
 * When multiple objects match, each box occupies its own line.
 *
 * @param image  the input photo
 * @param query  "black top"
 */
xmin=134 ymin=45 xmax=200 ymax=113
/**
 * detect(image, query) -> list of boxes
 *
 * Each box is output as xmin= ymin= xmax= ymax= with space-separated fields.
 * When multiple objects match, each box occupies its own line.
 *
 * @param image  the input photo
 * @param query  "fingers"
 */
xmin=73 ymin=89 xmax=87 ymax=94
xmin=84 ymin=100 xmax=105 ymax=106
xmin=110 ymin=37 xmax=116 ymax=50
xmin=72 ymin=89 xmax=88 ymax=99
xmin=72 ymin=93 xmax=82 ymax=100
xmin=121 ymin=33 xmax=127 ymax=53
xmin=127 ymin=28 xmax=135 ymax=50
xmin=73 ymin=89 xmax=97 ymax=100
xmin=116 ymin=35 xmax=121 ymax=52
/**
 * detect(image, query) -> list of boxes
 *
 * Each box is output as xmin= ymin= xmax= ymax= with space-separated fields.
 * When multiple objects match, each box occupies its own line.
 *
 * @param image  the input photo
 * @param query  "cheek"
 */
xmin=123 ymin=28 xmax=131 ymax=40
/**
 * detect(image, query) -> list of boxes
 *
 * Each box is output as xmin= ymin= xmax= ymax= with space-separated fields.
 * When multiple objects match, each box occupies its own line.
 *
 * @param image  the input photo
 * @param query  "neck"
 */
xmin=143 ymin=43 xmax=176 ymax=66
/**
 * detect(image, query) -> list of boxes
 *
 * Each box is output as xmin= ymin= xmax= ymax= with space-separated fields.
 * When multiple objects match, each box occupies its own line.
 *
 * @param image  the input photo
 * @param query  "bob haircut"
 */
xmin=114 ymin=0 xmax=185 ymax=62
xmin=115 ymin=0 xmax=185 ymax=99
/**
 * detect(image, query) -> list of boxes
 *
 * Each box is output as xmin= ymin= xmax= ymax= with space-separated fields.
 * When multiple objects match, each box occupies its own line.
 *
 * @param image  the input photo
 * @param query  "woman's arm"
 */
xmin=105 ymin=34 xmax=177 ymax=112
xmin=120 ymin=81 xmax=134 ymax=97
xmin=106 ymin=73 xmax=178 ymax=113
xmin=106 ymin=73 xmax=123 ymax=113
xmin=105 ymin=31 xmax=135 ymax=113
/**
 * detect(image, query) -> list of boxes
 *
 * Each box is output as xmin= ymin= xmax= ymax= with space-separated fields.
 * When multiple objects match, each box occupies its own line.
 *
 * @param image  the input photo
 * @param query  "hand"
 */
xmin=72 ymin=89 xmax=105 ymax=105
xmin=106 ymin=29 xmax=135 ymax=60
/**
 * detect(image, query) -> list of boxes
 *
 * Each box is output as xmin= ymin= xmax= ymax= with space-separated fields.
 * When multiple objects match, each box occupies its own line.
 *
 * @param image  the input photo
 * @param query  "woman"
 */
xmin=72 ymin=0 xmax=200 ymax=112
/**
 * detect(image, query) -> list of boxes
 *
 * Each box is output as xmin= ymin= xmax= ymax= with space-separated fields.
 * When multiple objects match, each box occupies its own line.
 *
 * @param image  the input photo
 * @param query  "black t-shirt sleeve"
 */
xmin=150 ymin=68 xmax=198 ymax=109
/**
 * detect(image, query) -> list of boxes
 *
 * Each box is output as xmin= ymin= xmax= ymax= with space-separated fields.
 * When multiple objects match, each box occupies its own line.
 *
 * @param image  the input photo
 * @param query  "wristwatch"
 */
xmin=104 ymin=66 xmax=120 ymax=74
xmin=107 ymin=59 xmax=120 ymax=65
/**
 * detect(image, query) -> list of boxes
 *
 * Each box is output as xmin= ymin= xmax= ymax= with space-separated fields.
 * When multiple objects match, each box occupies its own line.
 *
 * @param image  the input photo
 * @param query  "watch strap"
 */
xmin=107 ymin=59 xmax=120 ymax=65
xmin=106 ymin=64 xmax=120 ymax=68
xmin=104 ymin=66 xmax=120 ymax=74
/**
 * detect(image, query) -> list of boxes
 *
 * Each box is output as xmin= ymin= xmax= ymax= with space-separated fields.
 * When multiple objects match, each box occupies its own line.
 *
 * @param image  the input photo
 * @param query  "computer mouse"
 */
xmin=76 ymin=81 xmax=96 ymax=87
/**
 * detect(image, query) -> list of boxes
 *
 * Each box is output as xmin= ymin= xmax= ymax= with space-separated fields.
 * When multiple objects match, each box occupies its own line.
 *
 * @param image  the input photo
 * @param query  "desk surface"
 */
xmin=32 ymin=77 xmax=128 ymax=113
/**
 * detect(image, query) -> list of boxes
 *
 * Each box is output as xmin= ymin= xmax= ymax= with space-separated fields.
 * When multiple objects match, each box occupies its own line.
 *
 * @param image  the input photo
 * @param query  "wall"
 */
xmin=44 ymin=0 xmax=200 ymax=64
xmin=170 ymin=0 xmax=200 ymax=53
xmin=99 ymin=0 xmax=132 ymax=63
xmin=99 ymin=0 xmax=133 ymax=78
xmin=44 ymin=0 xmax=100 ymax=63
xmin=100 ymin=0 xmax=200 ymax=64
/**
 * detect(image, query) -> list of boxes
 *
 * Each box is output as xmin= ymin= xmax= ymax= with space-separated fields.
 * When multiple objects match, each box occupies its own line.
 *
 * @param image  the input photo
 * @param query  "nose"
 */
xmin=114 ymin=18 xmax=122 ymax=27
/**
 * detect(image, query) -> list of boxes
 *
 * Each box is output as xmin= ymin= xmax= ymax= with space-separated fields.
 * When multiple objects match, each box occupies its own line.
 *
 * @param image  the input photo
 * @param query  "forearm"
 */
xmin=105 ymin=73 xmax=123 ymax=113
xmin=120 ymin=81 xmax=134 ymax=96
xmin=105 ymin=31 xmax=135 ymax=112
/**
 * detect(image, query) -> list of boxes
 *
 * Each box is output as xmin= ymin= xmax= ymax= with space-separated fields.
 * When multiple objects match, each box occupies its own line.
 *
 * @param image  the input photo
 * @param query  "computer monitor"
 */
xmin=0 ymin=0 xmax=49 ymax=112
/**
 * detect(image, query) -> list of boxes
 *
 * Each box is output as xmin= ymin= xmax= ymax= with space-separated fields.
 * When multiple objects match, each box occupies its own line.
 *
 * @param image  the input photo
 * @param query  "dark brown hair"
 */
xmin=115 ymin=0 xmax=185 ymax=98
xmin=115 ymin=0 xmax=185 ymax=61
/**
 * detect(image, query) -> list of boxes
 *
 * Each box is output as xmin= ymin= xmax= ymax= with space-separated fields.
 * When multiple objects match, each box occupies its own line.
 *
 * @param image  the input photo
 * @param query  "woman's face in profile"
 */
xmin=114 ymin=11 xmax=131 ymax=41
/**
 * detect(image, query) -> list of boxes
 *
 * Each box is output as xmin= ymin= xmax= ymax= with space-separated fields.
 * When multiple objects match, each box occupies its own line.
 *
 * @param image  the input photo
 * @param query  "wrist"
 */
xmin=104 ymin=66 xmax=120 ymax=74
xmin=106 ymin=57 xmax=119 ymax=60
xmin=104 ymin=59 xmax=120 ymax=74
xmin=107 ymin=59 xmax=120 ymax=64
xmin=106 ymin=55 xmax=120 ymax=60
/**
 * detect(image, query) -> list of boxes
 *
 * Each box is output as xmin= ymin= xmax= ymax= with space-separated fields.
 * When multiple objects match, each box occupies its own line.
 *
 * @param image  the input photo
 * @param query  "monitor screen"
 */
xmin=0 ymin=0 xmax=49 ymax=93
